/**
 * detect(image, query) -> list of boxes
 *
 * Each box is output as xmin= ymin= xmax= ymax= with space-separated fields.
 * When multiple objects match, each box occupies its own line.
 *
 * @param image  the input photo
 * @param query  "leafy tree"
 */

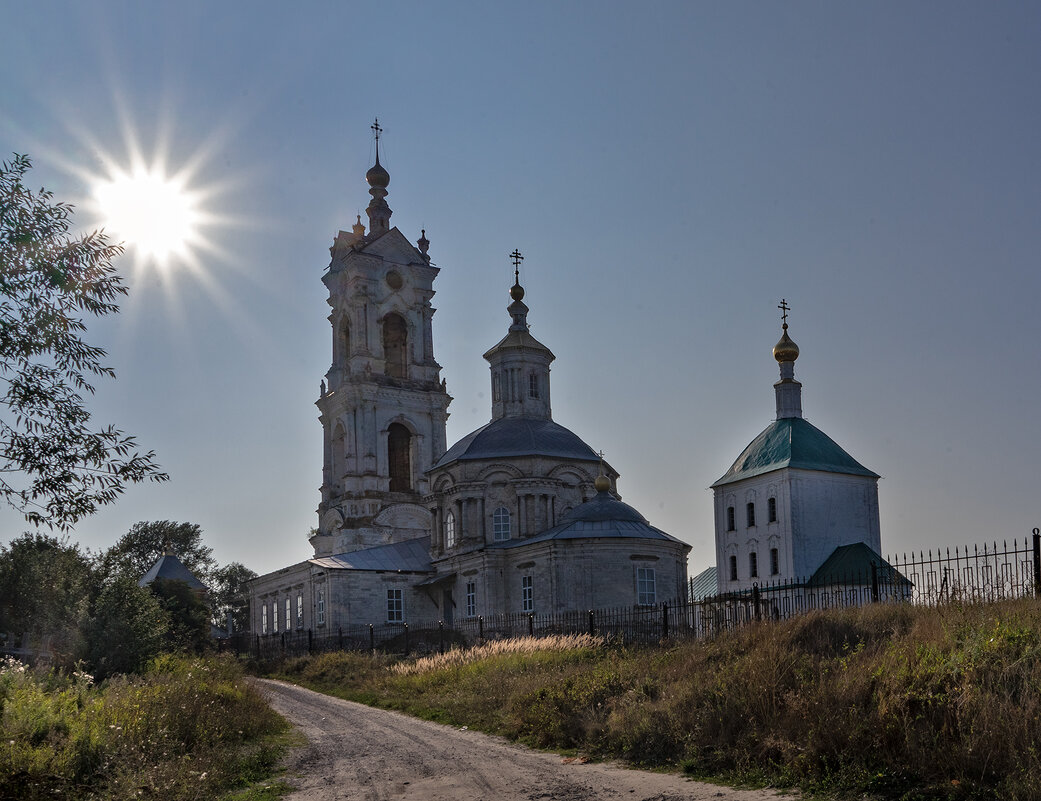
xmin=209 ymin=561 xmax=257 ymax=632
xmin=0 ymin=154 xmax=167 ymax=529
xmin=149 ymin=577 xmax=211 ymax=654
xmin=86 ymin=573 xmax=168 ymax=679
xmin=103 ymin=520 xmax=216 ymax=579
xmin=0 ymin=533 xmax=96 ymax=662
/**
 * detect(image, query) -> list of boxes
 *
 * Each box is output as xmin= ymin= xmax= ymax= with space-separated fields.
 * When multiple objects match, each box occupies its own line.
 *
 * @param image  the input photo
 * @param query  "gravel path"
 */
xmin=256 ymin=678 xmax=791 ymax=801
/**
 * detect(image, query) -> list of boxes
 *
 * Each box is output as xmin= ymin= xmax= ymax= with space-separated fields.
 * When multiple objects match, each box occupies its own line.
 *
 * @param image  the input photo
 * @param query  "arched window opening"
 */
xmin=770 ymin=547 xmax=779 ymax=575
xmin=492 ymin=371 xmax=501 ymax=403
xmin=768 ymin=496 xmax=777 ymax=523
xmin=729 ymin=554 xmax=738 ymax=581
xmin=746 ymin=502 xmax=756 ymax=528
xmin=493 ymin=506 xmax=511 ymax=541
xmin=444 ymin=510 xmax=456 ymax=548
xmin=383 ymin=314 xmax=408 ymax=378
xmin=388 ymin=423 xmax=412 ymax=492
xmin=749 ymin=551 xmax=759 ymax=578
xmin=528 ymin=372 xmax=539 ymax=399
xmin=332 ymin=424 xmax=346 ymax=482
xmin=726 ymin=506 xmax=736 ymax=532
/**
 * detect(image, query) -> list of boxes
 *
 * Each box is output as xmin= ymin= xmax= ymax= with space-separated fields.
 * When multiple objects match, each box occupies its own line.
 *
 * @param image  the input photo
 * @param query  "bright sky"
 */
xmin=2 ymin=2 xmax=1039 ymax=576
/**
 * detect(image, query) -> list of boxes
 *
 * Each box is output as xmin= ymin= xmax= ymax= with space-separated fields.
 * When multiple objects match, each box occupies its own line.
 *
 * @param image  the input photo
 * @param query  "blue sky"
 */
xmin=2 ymin=2 xmax=1039 ymax=575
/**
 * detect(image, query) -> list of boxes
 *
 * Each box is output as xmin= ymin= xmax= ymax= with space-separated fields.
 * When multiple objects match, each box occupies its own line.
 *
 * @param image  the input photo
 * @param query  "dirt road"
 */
xmin=257 ymin=678 xmax=790 ymax=801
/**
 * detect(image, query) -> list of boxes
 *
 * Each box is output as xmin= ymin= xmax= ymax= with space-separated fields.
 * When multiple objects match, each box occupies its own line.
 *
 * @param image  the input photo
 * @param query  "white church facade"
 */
xmin=249 ymin=133 xmax=690 ymax=636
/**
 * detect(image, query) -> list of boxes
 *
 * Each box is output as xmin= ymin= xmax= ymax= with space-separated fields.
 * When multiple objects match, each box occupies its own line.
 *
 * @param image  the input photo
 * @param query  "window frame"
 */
xmin=465 ymin=582 xmax=476 ymax=618
xmin=746 ymin=502 xmax=756 ymax=528
xmin=726 ymin=506 xmax=735 ymax=532
xmin=493 ymin=506 xmax=511 ymax=541
xmin=272 ymin=600 xmax=278 ymax=633
xmin=770 ymin=547 xmax=779 ymax=576
xmin=262 ymin=604 xmax=268 ymax=634
xmin=768 ymin=496 xmax=777 ymax=523
xmin=528 ymin=372 xmax=539 ymax=399
xmin=729 ymin=554 xmax=738 ymax=581
xmin=316 ymin=589 xmax=325 ymax=626
xmin=444 ymin=510 xmax=456 ymax=548
xmin=521 ymin=575 xmax=533 ymax=613
xmin=749 ymin=551 xmax=759 ymax=579
xmin=387 ymin=588 xmax=404 ymax=623
xmin=636 ymin=567 xmax=656 ymax=606
xmin=296 ymin=593 xmax=304 ymax=628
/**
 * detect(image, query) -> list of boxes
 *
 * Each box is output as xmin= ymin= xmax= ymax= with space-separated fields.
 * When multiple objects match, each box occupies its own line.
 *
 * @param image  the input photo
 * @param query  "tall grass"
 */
xmin=0 ymin=654 xmax=289 ymax=800
xmin=274 ymin=599 xmax=1041 ymax=800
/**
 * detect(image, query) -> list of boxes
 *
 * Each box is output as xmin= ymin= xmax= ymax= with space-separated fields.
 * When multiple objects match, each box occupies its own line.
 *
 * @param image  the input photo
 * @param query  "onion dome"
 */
xmin=594 ymin=474 xmax=611 ymax=493
xmin=365 ymin=154 xmax=390 ymax=189
xmin=510 ymin=281 xmax=525 ymax=301
xmin=773 ymin=324 xmax=800 ymax=363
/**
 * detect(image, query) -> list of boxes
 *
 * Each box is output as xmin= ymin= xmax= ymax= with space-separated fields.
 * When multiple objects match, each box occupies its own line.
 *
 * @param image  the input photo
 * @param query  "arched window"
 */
xmin=388 ymin=423 xmax=411 ymax=491
xmin=729 ymin=554 xmax=738 ymax=581
xmin=331 ymin=423 xmax=346 ymax=482
xmin=746 ymin=502 xmax=756 ymax=528
xmin=749 ymin=551 xmax=759 ymax=578
xmin=444 ymin=510 xmax=456 ymax=548
xmin=768 ymin=497 xmax=777 ymax=523
xmin=528 ymin=372 xmax=539 ymax=399
xmin=493 ymin=506 xmax=511 ymax=541
xmin=383 ymin=313 xmax=407 ymax=378
xmin=726 ymin=506 xmax=736 ymax=532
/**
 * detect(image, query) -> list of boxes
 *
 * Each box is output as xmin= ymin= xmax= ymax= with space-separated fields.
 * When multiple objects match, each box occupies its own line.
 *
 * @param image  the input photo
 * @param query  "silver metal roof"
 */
xmin=431 ymin=416 xmax=601 ymax=469
xmin=309 ymin=536 xmax=432 ymax=573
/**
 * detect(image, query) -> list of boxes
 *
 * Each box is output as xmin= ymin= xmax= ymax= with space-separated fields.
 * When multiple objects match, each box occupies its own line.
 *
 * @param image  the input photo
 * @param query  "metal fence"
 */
xmin=227 ymin=530 xmax=1041 ymax=662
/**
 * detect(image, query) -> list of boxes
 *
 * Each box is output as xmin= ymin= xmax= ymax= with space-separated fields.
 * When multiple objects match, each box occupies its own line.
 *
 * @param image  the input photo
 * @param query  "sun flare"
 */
xmin=93 ymin=166 xmax=200 ymax=266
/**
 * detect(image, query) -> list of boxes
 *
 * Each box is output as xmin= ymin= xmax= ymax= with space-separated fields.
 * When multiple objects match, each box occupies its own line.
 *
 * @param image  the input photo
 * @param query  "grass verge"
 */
xmin=1 ymin=653 xmax=291 ymax=800
xmin=270 ymin=599 xmax=1041 ymax=801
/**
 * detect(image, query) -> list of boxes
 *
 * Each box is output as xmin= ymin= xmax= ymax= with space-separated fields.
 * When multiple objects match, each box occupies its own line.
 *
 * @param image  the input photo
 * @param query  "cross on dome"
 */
xmin=778 ymin=298 xmax=790 ymax=327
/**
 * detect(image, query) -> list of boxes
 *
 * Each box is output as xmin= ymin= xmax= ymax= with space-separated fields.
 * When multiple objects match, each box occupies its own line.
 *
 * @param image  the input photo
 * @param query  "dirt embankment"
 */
xmin=257 ymin=679 xmax=789 ymax=801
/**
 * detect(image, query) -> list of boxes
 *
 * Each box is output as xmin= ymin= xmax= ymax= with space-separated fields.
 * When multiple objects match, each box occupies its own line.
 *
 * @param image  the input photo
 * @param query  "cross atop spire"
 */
xmin=509 ymin=248 xmax=524 ymax=284
xmin=371 ymin=117 xmax=382 ymax=144
xmin=778 ymin=298 xmax=790 ymax=327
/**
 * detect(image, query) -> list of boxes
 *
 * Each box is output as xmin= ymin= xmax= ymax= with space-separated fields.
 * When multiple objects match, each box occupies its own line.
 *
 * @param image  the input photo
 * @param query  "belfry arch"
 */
xmin=387 ymin=422 xmax=412 ymax=492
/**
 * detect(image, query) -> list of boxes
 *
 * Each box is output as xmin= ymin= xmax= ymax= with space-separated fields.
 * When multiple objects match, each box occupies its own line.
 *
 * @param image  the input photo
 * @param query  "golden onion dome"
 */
xmin=365 ymin=157 xmax=390 ymax=189
xmin=773 ymin=325 xmax=800 ymax=363
xmin=594 ymin=474 xmax=611 ymax=493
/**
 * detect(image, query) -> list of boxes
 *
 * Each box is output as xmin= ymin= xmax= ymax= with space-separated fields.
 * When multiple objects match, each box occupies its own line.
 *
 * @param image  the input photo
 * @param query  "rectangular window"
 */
xmin=285 ymin=598 xmax=291 ymax=630
xmin=746 ymin=502 xmax=756 ymax=527
xmin=316 ymin=589 xmax=325 ymax=626
xmin=272 ymin=601 xmax=278 ymax=633
xmin=726 ymin=506 xmax=735 ymax=532
xmin=521 ymin=575 xmax=533 ymax=613
xmin=528 ymin=372 xmax=540 ymax=399
xmin=749 ymin=551 xmax=759 ymax=578
xmin=770 ymin=547 xmax=779 ymax=576
xmin=262 ymin=604 xmax=268 ymax=634
xmin=768 ymin=497 xmax=777 ymax=523
xmin=636 ymin=567 xmax=656 ymax=606
xmin=493 ymin=507 xmax=511 ymax=541
xmin=387 ymin=589 xmax=404 ymax=623
xmin=466 ymin=582 xmax=476 ymax=618
xmin=729 ymin=555 xmax=738 ymax=581
xmin=296 ymin=594 xmax=304 ymax=628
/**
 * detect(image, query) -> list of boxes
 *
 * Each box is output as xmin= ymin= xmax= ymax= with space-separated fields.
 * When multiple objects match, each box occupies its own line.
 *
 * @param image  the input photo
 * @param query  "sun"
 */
xmin=92 ymin=164 xmax=201 ymax=267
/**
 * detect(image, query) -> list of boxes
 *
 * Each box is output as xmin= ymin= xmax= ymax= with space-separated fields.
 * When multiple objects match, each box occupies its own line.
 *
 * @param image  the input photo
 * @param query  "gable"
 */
xmin=360 ymin=227 xmax=428 ymax=267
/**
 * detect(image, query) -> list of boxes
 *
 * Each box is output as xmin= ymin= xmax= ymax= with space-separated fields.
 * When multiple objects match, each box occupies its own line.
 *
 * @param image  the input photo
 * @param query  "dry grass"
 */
xmin=273 ymin=599 xmax=1041 ymax=800
xmin=391 ymin=634 xmax=605 ymax=675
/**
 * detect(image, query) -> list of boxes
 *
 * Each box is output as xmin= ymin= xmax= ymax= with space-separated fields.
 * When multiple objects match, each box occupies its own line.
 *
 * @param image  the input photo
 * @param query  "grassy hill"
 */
xmin=274 ymin=598 xmax=1041 ymax=800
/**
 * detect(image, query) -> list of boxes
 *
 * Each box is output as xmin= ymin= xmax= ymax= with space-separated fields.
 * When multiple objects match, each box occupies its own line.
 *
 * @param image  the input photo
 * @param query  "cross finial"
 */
xmin=509 ymin=248 xmax=524 ymax=283
xmin=371 ymin=118 xmax=382 ymax=143
xmin=778 ymin=298 xmax=790 ymax=328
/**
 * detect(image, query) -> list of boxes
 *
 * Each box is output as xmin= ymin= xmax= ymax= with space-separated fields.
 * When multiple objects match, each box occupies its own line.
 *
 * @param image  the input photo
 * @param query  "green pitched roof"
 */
xmin=712 ymin=417 xmax=879 ymax=488
xmin=807 ymin=543 xmax=911 ymax=587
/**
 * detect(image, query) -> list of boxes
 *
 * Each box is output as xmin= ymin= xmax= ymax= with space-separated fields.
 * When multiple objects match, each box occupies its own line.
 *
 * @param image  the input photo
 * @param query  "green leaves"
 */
xmin=0 ymin=154 xmax=167 ymax=528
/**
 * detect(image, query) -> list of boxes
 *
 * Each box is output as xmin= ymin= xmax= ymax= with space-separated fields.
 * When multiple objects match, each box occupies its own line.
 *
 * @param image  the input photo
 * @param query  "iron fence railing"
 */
xmin=224 ymin=530 xmax=1041 ymax=662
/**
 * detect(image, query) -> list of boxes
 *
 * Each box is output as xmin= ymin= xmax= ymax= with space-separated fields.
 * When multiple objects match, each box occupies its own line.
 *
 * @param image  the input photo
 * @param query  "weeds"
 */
xmin=271 ymin=599 xmax=1041 ymax=800
xmin=0 ymin=653 xmax=289 ymax=801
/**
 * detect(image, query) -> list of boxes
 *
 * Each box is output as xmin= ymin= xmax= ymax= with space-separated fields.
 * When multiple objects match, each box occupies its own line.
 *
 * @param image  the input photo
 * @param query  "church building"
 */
xmin=248 ymin=127 xmax=690 ymax=636
xmin=707 ymin=306 xmax=895 ymax=598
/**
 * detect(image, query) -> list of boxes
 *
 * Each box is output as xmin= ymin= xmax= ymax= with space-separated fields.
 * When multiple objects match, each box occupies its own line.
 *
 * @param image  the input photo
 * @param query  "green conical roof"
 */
xmin=712 ymin=417 xmax=878 ymax=488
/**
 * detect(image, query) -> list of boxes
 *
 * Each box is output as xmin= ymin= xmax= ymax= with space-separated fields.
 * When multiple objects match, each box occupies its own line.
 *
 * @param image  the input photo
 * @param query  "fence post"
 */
xmin=1033 ymin=528 xmax=1040 ymax=598
xmin=871 ymin=562 xmax=880 ymax=603
xmin=254 ymin=634 xmax=259 ymax=659
xmin=403 ymin=622 xmax=409 ymax=656
xmin=528 ymin=614 xmax=534 ymax=637
xmin=439 ymin=620 xmax=445 ymax=654
xmin=478 ymin=615 xmax=484 ymax=641
xmin=369 ymin=623 xmax=374 ymax=653
xmin=338 ymin=627 xmax=344 ymax=651
xmin=661 ymin=602 xmax=669 ymax=640
xmin=308 ymin=628 xmax=313 ymax=655
xmin=588 ymin=609 xmax=595 ymax=637
xmin=752 ymin=583 xmax=761 ymax=621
